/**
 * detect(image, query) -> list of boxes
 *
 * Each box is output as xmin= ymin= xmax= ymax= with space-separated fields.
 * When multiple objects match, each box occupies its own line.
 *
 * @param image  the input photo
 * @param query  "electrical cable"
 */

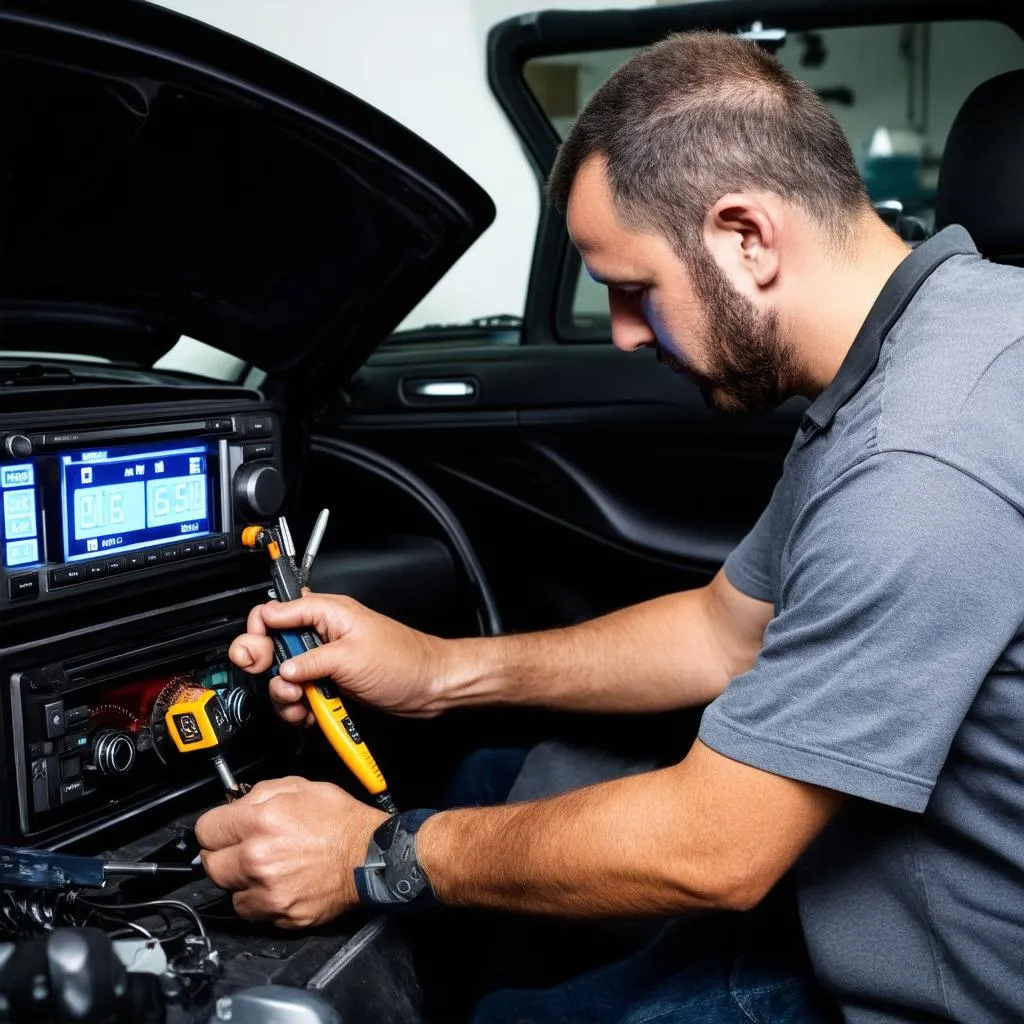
xmin=74 ymin=896 xmax=206 ymax=940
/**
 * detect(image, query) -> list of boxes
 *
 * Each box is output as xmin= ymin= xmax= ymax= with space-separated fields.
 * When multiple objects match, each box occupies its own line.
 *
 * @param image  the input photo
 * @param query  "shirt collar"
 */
xmin=799 ymin=225 xmax=979 ymax=439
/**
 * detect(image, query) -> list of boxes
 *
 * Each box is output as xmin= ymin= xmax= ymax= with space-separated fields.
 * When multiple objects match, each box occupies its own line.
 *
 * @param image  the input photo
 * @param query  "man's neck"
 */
xmin=788 ymin=216 xmax=912 ymax=398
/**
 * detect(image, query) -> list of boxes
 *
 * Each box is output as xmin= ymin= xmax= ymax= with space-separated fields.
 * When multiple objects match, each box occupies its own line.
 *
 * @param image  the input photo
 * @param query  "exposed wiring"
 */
xmin=74 ymin=895 xmax=207 ymax=940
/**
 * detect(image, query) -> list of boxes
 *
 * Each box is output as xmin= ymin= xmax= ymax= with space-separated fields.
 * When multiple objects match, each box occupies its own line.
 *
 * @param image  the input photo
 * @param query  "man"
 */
xmin=196 ymin=31 xmax=1024 ymax=1023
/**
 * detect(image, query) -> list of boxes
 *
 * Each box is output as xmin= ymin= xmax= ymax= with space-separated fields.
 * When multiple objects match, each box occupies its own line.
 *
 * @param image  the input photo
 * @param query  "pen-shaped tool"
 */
xmin=242 ymin=516 xmax=396 ymax=814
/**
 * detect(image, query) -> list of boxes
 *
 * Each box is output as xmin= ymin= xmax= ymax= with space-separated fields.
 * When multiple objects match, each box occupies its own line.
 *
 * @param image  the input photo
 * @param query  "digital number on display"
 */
xmin=61 ymin=444 xmax=214 ymax=561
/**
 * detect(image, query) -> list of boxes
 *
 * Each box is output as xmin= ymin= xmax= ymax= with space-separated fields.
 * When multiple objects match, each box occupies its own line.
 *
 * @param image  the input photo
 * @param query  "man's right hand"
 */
xmin=228 ymin=594 xmax=453 ymax=724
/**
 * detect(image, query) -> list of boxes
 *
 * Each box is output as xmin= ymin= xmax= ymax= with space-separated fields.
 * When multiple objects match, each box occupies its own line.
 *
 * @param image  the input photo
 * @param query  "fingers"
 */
xmin=267 ymin=676 xmax=315 ymax=726
xmin=259 ymin=594 xmax=356 ymax=641
xmin=244 ymin=776 xmax=304 ymax=805
xmin=194 ymin=801 xmax=260 ymax=851
xmin=277 ymin=647 xmax=335 ymax=684
xmin=229 ymin=634 xmax=275 ymax=675
xmin=201 ymin=848 xmax=248 ymax=892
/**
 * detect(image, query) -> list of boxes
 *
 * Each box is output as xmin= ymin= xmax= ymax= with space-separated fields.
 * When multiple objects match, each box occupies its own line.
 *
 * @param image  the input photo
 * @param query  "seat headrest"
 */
xmin=936 ymin=69 xmax=1024 ymax=264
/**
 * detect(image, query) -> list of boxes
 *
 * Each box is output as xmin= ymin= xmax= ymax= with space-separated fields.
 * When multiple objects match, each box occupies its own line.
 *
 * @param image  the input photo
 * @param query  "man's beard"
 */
xmin=658 ymin=254 xmax=795 ymax=415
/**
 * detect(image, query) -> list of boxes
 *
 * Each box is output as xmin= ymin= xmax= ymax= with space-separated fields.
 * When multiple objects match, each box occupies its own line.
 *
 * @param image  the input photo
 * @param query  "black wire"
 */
xmin=75 ymin=896 xmax=206 ymax=940
xmin=77 ymin=906 xmax=157 ymax=942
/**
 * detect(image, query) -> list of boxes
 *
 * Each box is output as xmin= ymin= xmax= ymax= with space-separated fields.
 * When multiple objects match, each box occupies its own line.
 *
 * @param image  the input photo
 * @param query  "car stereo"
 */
xmin=0 ymin=412 xmax=285 ymax=609
xmin=7 ymin=612 xmax=278 ymax=842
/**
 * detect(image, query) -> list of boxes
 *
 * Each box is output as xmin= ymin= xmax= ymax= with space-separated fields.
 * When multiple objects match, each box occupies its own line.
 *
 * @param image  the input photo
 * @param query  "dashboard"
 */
xmin=0 ymin=392 xmax=289 ymax=846
xmin=0 ymin=377 xmax=477 ymax=1023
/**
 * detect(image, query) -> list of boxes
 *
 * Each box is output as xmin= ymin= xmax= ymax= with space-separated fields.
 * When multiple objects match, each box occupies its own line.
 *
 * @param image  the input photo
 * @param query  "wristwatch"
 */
xmin=354 ymin=809 xmax=440 ymax=911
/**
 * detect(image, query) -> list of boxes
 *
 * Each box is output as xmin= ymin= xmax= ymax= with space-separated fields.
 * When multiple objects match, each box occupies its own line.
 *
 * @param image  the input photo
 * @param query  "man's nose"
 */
xmin=608 ymin=292 xmax=656 ymax=352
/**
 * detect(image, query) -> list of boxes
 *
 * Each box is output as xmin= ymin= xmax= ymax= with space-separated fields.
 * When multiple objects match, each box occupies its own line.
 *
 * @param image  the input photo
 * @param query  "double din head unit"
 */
xmin=0 ymin=412 xmax=284 ymax=609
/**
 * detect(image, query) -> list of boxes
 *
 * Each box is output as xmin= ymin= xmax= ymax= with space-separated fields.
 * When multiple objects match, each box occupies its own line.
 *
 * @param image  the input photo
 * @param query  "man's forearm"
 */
xmin=435 ymin=572 xmax=768 ymax=714
xmin=413 ymin=739 xmax=839 ymax=917
xmin=418 ymin=762 xmax=721 ymax=917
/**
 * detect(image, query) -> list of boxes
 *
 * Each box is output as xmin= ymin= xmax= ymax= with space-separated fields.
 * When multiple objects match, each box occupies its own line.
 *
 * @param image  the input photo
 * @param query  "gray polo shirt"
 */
xmin=699 ymin=226 xmax=1024 ymax=1022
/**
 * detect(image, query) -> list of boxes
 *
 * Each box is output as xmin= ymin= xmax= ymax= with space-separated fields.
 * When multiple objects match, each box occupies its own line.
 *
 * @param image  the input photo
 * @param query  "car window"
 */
xmin=523 ymin=19 xmax=1024 ymax=333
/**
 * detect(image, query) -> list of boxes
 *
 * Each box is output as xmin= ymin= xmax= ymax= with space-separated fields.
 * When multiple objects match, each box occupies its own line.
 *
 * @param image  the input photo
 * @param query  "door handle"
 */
xmin=401 ymin=377 xmax=478 ymax=404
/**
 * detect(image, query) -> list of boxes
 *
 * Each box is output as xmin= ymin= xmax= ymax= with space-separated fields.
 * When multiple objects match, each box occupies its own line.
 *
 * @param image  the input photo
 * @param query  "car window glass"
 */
xmin=523 ymin=20 xmax=1024 ymax=332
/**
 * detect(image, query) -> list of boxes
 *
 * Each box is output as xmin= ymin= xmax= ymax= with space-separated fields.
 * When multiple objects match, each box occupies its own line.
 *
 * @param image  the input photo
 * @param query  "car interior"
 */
xmin=0 ymin=1 xmax=1021 ymax=1021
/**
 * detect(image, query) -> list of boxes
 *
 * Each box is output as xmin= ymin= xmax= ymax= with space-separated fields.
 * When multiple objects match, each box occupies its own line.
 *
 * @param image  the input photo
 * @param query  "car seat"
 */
xmin=936 ymin=69 xmax=1024 ymax=266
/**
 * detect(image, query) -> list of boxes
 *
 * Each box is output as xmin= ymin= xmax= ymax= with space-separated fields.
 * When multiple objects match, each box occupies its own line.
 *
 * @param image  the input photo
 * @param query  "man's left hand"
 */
xmin=194 ymin=776 xmax=388 ymax=928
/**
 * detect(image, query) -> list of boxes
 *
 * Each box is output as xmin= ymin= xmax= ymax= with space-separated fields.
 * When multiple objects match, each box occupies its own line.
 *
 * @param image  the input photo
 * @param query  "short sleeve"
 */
xmin=699 ymin=451 xmax=1024 ymax=812
xmin=723 ymin=503 xmax=775 ymax=604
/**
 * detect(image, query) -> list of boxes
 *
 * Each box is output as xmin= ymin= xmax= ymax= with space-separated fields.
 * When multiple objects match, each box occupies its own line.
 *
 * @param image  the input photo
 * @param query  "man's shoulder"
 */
xmin=873 ymin=254 xmax=1024 ymax=508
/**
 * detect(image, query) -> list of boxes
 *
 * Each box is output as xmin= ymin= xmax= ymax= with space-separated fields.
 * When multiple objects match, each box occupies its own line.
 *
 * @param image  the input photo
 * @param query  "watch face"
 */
xmin=384 ymin=822 xmax=429 ymax=901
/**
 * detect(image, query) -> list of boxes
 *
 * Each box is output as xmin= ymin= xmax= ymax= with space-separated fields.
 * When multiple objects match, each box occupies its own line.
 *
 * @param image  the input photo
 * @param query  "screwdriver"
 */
xmin=0 ymin=846 xmax=199 ymax=890
xmin=164 ymin=687 xmax=250 ymax=801
xmin=241 ymin=513 xmax=397 ymax=814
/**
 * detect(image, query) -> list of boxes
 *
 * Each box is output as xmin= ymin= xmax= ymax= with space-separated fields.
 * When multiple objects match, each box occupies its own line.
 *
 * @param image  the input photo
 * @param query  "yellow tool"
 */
xmin=241 ymin=515 xmax=397 ymax=814
xmin=164 ymin=686 xmax=249 ymax=801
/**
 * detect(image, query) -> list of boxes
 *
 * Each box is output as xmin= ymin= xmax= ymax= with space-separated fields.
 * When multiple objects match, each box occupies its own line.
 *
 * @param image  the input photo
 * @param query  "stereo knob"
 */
xmin=91 ymin=730 xmax=137 ymax=776
xmin=223 ymin=686 xmax=253 ymax=730
xmin=234 ymin=463 xmax=285 ymax=519
xmin=3 ymin=434 xmax=32 ymax=458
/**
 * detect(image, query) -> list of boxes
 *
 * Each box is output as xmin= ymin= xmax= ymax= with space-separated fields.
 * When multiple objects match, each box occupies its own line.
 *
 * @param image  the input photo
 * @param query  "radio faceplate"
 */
xmin=0 ymin=411 xmax=283 ymax=610
xmin=9 ymin=617 xmax=276 ymax=842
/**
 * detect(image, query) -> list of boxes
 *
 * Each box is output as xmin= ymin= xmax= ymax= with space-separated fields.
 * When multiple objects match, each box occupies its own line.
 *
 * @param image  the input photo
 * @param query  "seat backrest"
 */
xmin=936 ymin=69 xmax=1024 ymax=266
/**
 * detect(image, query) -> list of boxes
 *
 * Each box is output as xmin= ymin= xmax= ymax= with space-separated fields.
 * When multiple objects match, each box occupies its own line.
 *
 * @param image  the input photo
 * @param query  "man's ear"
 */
xmin=703 ymin=194 xmax=781 ymax=291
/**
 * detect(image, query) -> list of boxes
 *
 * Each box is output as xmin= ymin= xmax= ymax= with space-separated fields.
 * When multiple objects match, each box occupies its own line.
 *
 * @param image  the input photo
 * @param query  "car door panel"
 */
xmin=334 ymin=343 xmax=801 ymax=631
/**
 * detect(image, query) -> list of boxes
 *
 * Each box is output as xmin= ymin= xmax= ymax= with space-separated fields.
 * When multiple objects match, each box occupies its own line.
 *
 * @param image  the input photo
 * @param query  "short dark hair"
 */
xmin=548 ymin=30 xmax=870 ymax=257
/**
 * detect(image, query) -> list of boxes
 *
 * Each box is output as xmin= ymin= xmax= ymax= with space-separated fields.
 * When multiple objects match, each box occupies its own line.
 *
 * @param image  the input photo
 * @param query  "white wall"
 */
xmin=151 ymin=4 xmax=1024 ymax=341
xmin=151 ymin=0 xmax=650 ymax=333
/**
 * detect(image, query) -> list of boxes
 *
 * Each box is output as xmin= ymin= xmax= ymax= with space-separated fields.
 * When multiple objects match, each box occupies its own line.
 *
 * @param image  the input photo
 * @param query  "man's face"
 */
xmin=566 ymin=158 xmax=793 ymax=414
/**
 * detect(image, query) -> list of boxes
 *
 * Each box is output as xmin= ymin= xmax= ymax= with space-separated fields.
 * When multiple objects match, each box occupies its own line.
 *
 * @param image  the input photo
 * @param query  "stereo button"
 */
xmin=60 ymin=778 xmax=85 ymax=804
xmin=194 ymin=540 xmax=210 ymax=556
xmin=105 ymin=556 xmax=126 ymax=574
xmin=43 ymin=700 xmax=65 ymax=740
xmin=50 ymin=565 xmax=86 ymax=587
xmin=243 ymin=442 xmax=274 ymax=462
xmin=161 ymin=545 xmax=182 ymax=561
xmin=180 ymin=543 xmax=196 ymax=557
xmin=32 ymin=758 xmax=51 ymax=813
xmin=7 ymin=573 xmax=38 ymax=601
xmin=211 ymin=536 xmax=228 ymax=552
xmin=125 ymin=553 xmax=145 ymax=570
xmin=85 ymin=562 xmax=106 ymax=580
xmin=144 ymin=550 xmax=161 ymax=567
xmin=244 ymin=416 xmax=272 ymax=438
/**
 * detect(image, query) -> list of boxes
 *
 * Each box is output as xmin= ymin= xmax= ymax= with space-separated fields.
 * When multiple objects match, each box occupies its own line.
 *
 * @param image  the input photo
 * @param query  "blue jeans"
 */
xmin=443 ymin=747 xmax=839 ymax=1024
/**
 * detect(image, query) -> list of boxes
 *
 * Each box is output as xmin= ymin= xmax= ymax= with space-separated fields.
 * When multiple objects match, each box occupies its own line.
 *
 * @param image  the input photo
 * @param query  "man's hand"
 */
xmin=229 ymin=593 xmax=454 ymax=723
xmin=194 ymin=777 xmax=387 ymax=928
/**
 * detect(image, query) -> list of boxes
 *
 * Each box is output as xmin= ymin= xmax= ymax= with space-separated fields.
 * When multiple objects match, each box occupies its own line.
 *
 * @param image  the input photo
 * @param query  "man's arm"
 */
xmin=441 ymin=569 xmax=771 ymax=714
xmin=418 ymin=739 xmax=841 ymax=915
xmin=250 ymin=568 xmax=772 ymax=719
xmin=195 ymin=740 xmax=842 ymax=926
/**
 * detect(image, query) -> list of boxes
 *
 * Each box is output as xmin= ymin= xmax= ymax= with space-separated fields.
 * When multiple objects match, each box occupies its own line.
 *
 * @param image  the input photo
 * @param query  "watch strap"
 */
xmin=354 ymin=808 xmax=440 ymax=911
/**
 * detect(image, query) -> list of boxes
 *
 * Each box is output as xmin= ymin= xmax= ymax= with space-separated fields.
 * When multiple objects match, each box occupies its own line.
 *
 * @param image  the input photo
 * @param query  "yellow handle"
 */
xmin=304 ymin=683 xmax=388 ymax=796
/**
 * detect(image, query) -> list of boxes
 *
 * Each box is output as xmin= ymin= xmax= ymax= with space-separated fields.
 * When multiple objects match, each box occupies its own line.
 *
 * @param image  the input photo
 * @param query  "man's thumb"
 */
xmin=279 ymin=647 xmax=332 ymax=683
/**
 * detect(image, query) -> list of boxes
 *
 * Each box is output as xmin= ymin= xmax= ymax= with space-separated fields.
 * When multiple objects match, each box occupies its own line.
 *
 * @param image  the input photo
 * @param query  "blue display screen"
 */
xmin=1 ymin=463 xmax=40 ymax=568
xmin=61 ymin=442 xmax=216 ymax=561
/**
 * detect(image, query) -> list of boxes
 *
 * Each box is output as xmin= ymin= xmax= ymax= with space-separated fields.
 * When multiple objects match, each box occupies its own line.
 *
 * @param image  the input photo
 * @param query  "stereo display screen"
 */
xmin=61 ymin=441 xmax=217 ymax=561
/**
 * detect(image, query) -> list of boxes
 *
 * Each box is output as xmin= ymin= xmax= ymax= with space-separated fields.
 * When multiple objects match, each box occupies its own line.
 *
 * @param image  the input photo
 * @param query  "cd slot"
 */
xmin=27 ymin=418 xmax=234 ymax=452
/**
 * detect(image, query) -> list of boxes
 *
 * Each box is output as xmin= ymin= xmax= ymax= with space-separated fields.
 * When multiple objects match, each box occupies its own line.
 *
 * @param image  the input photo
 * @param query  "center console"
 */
xmin=0 ymin=396 xmax=432 ymax=1023
xmin=0 ymin=401 xmax=289 ymax=844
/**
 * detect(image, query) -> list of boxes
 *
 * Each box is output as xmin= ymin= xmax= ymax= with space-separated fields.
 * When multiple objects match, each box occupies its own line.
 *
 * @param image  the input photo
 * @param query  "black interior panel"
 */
xmin=332 ymin=343 xmax=802 ymax=632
